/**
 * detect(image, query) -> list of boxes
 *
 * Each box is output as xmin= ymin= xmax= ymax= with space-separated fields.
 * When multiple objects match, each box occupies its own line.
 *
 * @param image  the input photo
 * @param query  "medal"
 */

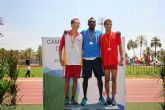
xmin=108 ymin=48 xmax=111 ymax=51
xmin=106 ymin=32 xmax=112 ymax=51
xmin=89 ymin=42 xmax=93 ymax=45
xmin=88 ymin=30 xmax=95 ymax=45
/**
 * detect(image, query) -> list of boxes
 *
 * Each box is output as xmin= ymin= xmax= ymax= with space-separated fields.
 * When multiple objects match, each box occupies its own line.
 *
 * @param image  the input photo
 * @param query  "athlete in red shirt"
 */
xmin=100 ymin=19 xmax=124 ymax=105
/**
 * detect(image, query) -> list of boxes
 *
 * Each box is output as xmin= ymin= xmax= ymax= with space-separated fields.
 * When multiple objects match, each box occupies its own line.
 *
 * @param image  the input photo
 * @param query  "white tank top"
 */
xmin=63 ymin=33 xmax=83 ymax=65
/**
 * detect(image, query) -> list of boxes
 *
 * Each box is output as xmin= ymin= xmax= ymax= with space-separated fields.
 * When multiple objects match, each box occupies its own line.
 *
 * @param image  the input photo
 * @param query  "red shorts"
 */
xmin=65 ymin=65 xmax=81 ymax=78
xmin=103 ymin=65 xmax=118 ymax=70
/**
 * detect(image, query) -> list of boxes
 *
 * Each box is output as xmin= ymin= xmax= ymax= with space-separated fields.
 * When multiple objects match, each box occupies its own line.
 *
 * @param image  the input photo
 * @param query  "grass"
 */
xmin=14 ymin=66 xmax=161 ymax=78
xmin=126 ymin=102 xmax=162 ymax=110
xmin=14 ymin=103 xmax=162 ymax=110
xmin=16 ymin=105 xmax=43 ymax=110
xmin=126 ymin=66 xmax=160 ymax=78
xmin=18 ymin=66 xmax=42 ymax=78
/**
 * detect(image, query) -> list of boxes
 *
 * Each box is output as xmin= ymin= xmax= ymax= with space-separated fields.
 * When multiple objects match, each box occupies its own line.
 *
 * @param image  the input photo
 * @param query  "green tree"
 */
xmin=37 ymin=45 xmax=42 ymax=66
xmin=151 ymin=37 xmax=161 ymax=67
xmin=127 ymin=39 xmax=137 ymax=57
xmin=158 ymin=49 xmax=165 ymax=110
xmin=0 ymin=17 xmax=4 ymax=37
xmin=6 ymin=50 xmax=19 ymax=105
xmin=143 ymin=47 xmax=152 ymax=56
xmin=0 ymin=48 xmax=6 ymax=64
xmin=136 ymin=35 xmax=148 ymax=57
xmin=143 ymin=47 xmax=152 ymax=66
xmin=18 ymin=51 xmax=26 ymax=63
xmin=0 ymin=78 xmax=10 ymax=105
xmin=24 ymin=48 xmax=33 ymax=60
xmin=0 ymin=49 xmax=20 ymax=109
xmin=146 ymin=47 xmax=151 ymax=56
xmin=157 ymin=48 xmax=164 ymax=62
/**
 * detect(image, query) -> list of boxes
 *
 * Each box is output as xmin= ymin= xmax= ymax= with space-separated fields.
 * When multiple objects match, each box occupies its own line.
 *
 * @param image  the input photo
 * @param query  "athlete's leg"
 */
xmin=83 ymin=78 xmax=89 ymax=98
xmin=97 ymin=77 xmax=103 ymax=97
xmin=104 ymin=69 xmax=110 ymax=97
xmin=82 ymin=59 xmax=92 ymax=98
xmin=111 ymin=69 xmax=117 ymax=98
xmin=93 ymin=57 xmax=104 ymax=97
xmin=72 ymin=78 xmax=78 ymax=97
xmin=64 ymin=78 xmax=70 ymax=97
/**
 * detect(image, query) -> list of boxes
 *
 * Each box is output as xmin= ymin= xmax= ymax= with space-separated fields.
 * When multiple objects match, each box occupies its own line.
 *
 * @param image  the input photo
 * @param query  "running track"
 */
xmin=16 ymin=78 xmax=163 ymax=104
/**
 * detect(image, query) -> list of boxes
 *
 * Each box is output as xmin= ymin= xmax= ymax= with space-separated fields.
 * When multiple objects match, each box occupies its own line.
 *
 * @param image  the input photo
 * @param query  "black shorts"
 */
xmin=26 ymin=70 xmax=30 ymax=74
xmin=82 ymin=57 xmax=104 ymax=78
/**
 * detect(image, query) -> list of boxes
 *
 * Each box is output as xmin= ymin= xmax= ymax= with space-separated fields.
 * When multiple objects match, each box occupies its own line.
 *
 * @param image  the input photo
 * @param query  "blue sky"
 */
xmin=0 ymin=0 xmax=165 ymax=56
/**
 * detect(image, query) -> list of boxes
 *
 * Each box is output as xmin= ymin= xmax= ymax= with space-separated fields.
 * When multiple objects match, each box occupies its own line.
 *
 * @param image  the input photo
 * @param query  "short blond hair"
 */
xmin=71 ymin=18 xmax=79 ymax=25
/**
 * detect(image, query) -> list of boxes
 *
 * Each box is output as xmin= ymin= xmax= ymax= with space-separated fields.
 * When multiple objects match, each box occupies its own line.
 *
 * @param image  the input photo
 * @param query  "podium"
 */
xmin=65 ymin=103 xmax=120 ymax=110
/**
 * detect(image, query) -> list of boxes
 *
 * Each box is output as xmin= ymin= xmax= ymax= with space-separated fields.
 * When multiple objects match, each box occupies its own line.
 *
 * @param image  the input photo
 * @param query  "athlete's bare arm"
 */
xmin=119 ymin=44 xmax=124 ymax=66
xmin=59 ymin=48 xmax=64 ymax=66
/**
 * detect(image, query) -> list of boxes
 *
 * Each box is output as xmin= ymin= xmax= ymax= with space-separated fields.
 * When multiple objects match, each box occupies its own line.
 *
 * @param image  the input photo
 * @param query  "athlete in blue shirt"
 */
xmin=80 ymin=17 xmax=106 ymax=105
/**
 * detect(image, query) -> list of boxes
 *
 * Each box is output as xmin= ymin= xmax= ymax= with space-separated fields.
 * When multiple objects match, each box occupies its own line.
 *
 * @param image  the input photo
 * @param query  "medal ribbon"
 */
xmin=105 ymin=33 xmax=112 ymax=49
xmin=88 ymin=30 xmax=95 ymax=42
xmin=70 ymin=33 xmax=77 ymax=47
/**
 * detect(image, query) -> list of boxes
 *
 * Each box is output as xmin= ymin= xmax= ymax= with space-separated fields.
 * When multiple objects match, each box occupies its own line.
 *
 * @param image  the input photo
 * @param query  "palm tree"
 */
xmin=143 ymin=47 xmax=152 ymax=56
xmin=146 ymin=47 xmax=151 ymax=56
xmin=6 ymin=50 xmax=20 ymax=105
xmin=127 ymin=39 xmax=137 ymax=57
xmin=160 ymin=48 xmax=165 ymax=62
xmin=0 ymin=50 xmax=20 ymax=107
xmin=136 ymin=35 xmax=148 ymax=57
xmin=143 ymin=47 xmax=152 ymax=66
xmin=151 ymin=37 xmax=161 ymax=67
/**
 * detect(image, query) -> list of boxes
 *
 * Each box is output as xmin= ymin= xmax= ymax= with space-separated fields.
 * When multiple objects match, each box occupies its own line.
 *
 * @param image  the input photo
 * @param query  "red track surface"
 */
xmin=16 ymin=78 xmax=163 ymax=104
xmin=126 ymin=79 xmax=163 ymax=102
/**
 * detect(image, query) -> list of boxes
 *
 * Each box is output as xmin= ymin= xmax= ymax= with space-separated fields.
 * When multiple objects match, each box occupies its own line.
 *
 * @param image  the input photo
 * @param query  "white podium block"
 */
xmin=66 ymin=104 xmax=120 ymax=110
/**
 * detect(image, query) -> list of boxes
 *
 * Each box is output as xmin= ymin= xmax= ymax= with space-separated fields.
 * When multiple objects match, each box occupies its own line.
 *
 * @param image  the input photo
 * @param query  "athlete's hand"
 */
xmin=60 ymin=59 xmax=64 ymax=66
xmin=119 ymin=58 xmax=124 ymax=66
xmin=63 ymin=30 xmax=69 ymax=35
xmin=116 ymin=31 xmax=121 ymax=36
